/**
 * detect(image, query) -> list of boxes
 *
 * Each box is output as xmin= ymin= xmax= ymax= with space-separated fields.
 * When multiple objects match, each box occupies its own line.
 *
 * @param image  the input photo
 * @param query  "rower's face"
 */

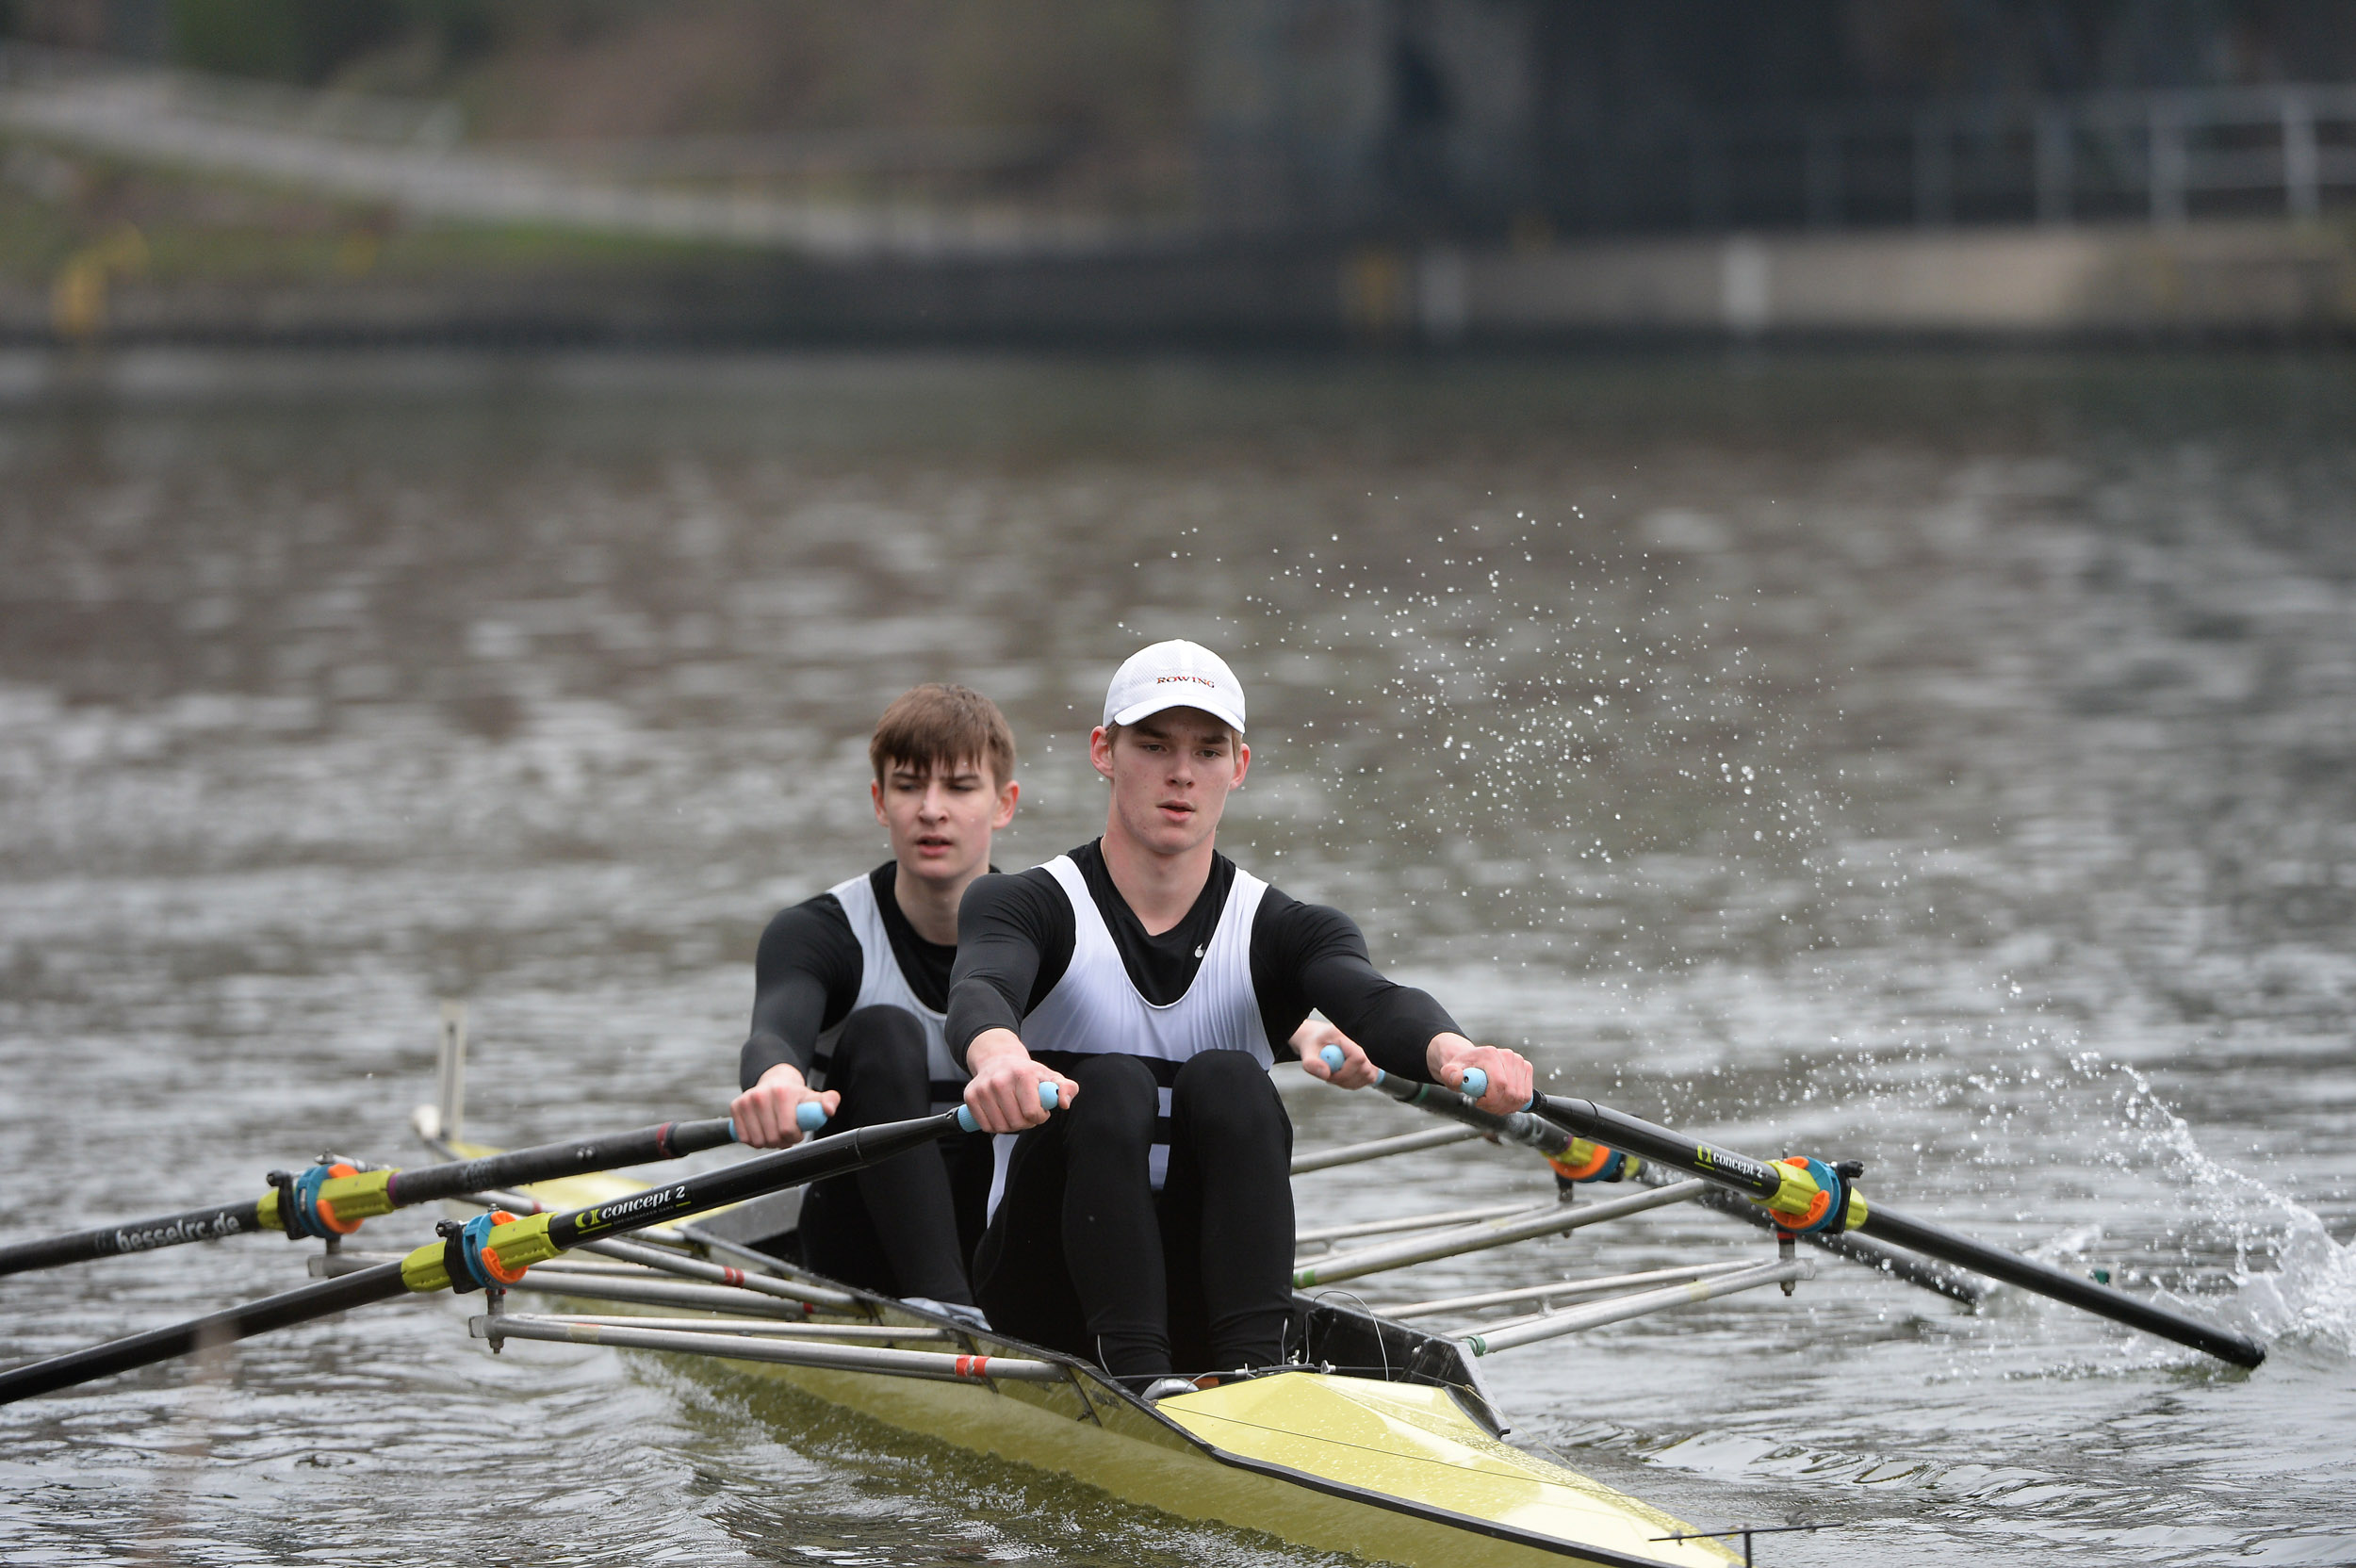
xmin=1091 ymin=708 xmax=1249 ymax=858
xmin=873 ymin=756 xmax=1017 ymax=891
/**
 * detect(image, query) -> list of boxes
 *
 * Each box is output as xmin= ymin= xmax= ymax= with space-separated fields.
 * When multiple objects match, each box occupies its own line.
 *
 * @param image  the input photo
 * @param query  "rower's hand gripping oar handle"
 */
xmin=1322 ymin=1049 xmax=1497 ymax=1112
xmin=953 ymin=1079 xmax=1056 ymax=1135
xmin=733 ymin=1083 xmax=1061 ymax=1142
xmin=1316 ymin=1048 xmax=1637 ymax=1186
xmin=752 ymin=1102 xmax=830 ymax=1136
xmin=1322 ymin=1043 xmax=1494 ymax=1098
xmin=415 ymin=1081 xmax=1050 ymax=1295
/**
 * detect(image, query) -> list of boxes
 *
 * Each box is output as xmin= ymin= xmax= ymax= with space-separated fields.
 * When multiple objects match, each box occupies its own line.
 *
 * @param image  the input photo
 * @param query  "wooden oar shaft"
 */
xmin=1535 ymin=1094 xmax=2266 ymax=1369
xmin=0 ymin=1264 xmax=409 ymax=1405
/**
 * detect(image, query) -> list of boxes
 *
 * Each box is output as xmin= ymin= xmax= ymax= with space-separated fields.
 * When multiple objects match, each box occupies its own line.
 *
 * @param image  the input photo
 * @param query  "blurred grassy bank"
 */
xmin=0 ymin=134 xmax=739 ymax=290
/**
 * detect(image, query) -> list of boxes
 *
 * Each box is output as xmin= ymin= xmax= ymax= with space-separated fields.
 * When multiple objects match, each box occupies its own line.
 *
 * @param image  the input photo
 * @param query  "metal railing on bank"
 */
xmin=1547 ymin=83 xmax=2356 ymax=235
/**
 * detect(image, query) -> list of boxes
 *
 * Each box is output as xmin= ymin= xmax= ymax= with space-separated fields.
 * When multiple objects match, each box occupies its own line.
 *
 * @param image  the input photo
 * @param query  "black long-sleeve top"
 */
xmin=944 ymin=840 xmax=1457 ymax=1080
xmin=738 ymin=862 xmax=956 ymax=1090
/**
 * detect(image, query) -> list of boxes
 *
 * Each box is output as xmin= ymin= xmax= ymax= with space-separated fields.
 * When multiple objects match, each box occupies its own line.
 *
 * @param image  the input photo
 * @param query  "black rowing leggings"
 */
xmin=796 ymin=1006 xmax=992 ymax=1305
xmin=971 ymin=1050 xmax=1294 ymax=1381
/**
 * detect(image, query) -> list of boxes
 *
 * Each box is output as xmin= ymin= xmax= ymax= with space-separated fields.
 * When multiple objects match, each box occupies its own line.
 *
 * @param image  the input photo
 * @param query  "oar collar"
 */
xmin=1758 ymin=1155 xmax=1868 ymax=1235
xmin=404 ymin=1211 xmax=556 ymax=1294
xmin=257 ymin=1160 xmax=399 ymax=1241
xmin=1546 ymin=1137 xmax=1637 ymax=1184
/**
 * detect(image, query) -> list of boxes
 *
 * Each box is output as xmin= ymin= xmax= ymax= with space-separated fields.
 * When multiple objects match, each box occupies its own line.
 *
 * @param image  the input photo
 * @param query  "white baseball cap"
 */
xmin=1102 ymin=640 xmax=1247 ymax=734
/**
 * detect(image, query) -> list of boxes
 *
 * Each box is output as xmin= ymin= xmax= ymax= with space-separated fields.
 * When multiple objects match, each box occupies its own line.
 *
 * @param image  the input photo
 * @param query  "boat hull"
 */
xmin=639 ymin=1331 xmax=1726 ymax=1568
xmin=491 ymin=1164 xmax=1731 ymax=1568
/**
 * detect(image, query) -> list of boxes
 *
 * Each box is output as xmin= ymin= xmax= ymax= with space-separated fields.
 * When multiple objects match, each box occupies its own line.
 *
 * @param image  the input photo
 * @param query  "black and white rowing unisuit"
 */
xmin=738 ymin=859 xmax=993 ymax=1306
xmin=946 ymin=839 xmax=1462 ymax=1132
xmin=811 ymin=870 xmax=969 ymax=1114
xmin=949 ymin=838 xmax=1467 ymax=1379
xmin=1006 ymin=850 xmax=1268 ymax=1199
xmin=740 ymin=861 xmax=967 ymax=1111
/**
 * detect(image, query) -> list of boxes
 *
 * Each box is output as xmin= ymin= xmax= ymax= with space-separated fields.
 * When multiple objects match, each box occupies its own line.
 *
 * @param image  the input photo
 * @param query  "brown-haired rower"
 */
xmin=729 ymin=683 xmax=1019 ymax=1324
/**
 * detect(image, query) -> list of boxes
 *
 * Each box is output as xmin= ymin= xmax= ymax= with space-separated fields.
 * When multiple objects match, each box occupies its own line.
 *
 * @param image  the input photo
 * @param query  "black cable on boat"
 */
xmin=0 ymin=1117 xmax=740 ymax=1277
xmin=1532 ymin=1094 xmax=2266 ymax=1369
xmin=0 ymin=1102 xmax=994 ymax=1405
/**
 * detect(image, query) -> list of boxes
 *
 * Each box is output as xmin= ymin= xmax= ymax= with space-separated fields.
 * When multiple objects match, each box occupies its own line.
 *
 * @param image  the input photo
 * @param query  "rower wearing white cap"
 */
xmin=945 ymin=640 xmax=1533 ymax=1392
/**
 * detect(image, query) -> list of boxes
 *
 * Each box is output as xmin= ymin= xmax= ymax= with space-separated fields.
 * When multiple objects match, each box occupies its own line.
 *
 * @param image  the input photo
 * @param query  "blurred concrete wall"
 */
xmin=1192 ymin=0 xmax=1390 ymax=231
xmin=1190 ymin=0 xmax=2356 ymax=237
xmin=1191 ymin=0 xmax=1540 ymax=235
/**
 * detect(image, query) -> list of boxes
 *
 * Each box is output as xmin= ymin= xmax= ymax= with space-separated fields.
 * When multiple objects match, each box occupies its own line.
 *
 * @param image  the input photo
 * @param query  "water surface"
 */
xmin=1 ymin=350 xmax=2352 ymax=1566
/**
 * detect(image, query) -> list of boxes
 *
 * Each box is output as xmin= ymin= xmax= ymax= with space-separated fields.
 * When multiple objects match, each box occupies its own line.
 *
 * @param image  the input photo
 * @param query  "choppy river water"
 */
xmin=1 ymin=350 xmax=2352 ymax=1567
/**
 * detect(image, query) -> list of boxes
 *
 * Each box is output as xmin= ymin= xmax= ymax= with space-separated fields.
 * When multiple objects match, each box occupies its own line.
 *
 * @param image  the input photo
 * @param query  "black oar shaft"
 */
xmin=1535 ymin=1094 xmax=2265 ymax=1369
xmin=0 ymin=1264 xmax=409 ymax=1405
xmin=533 ymin=1110 xmax=964 ymax=1254
xmin=1373 ymin=1075 xmax=1986 ymax=1303
xmin=0 ymin=1117 xmax=738 ymax=1279
xmin=1859 ymin=1204 xmax=2262 ymax=1367
xmin=1371 ymin=1073 xmax=1574 ymax=1156
xmin=0 ymin=1200 xmax=267 ymax=1278
xmin=385 ymin=1117 xmax=736 ymax=1207
xmin=1538 ymin=1096 xmax=1786 ymax=1200
xmin=0 ymin=1108 xmax=967 ymax=1405
xmin=1677 ymin=1181 xmax=1986 ymax=1303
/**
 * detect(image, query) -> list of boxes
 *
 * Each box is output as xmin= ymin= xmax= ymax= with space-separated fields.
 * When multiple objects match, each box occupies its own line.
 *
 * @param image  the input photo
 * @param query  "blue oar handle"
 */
xmin=1318 ymin=1045 xmax=1533 ymax=1111
xmin=1456 ymin=1066 xmax=1539 ymax=1111
xmin=720 ymin=1099 xmax=833 ymax=1144
xmin=953 ymin=1079 xmax=1059 ymax=1135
